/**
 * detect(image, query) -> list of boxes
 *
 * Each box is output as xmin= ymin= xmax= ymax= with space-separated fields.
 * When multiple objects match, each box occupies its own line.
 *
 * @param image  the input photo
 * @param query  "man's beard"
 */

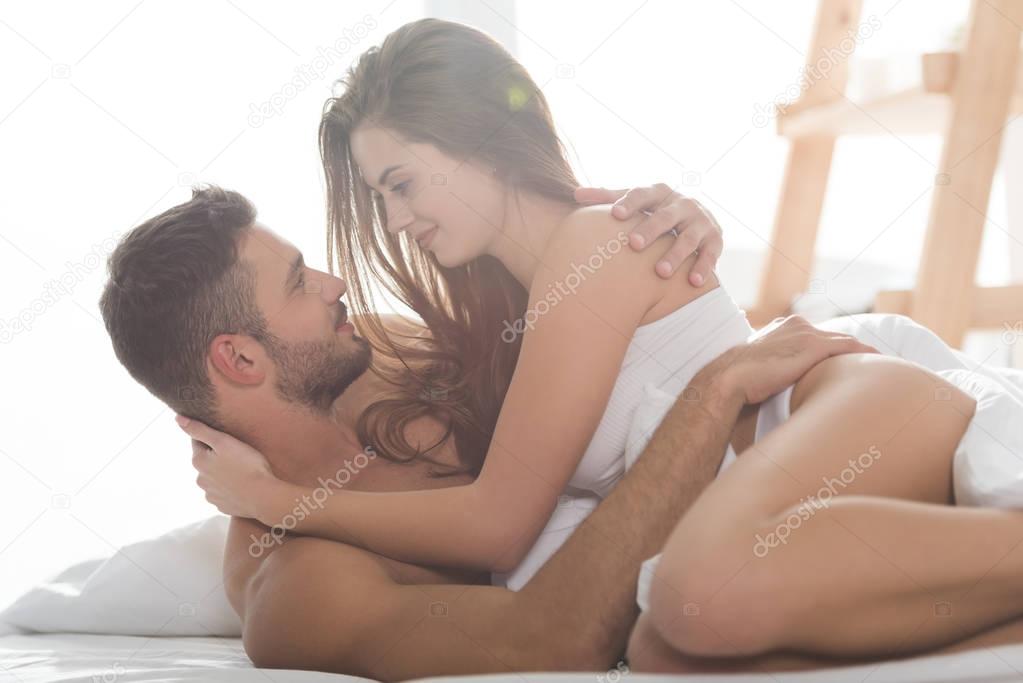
xmin=262 ymin=332 xmax=372 ymax=413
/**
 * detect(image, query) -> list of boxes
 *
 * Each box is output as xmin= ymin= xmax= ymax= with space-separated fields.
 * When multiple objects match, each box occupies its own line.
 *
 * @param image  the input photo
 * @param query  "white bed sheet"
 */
xmin=4 ymin=632 xmax=1023 ymax=683
xmin=0 ymin=632 xmax=369 ymax=682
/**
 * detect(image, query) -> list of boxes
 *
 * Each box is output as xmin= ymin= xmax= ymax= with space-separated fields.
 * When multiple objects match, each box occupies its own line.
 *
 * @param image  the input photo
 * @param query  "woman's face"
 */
xmin=350 ymin=125 xmax=505 ymax=268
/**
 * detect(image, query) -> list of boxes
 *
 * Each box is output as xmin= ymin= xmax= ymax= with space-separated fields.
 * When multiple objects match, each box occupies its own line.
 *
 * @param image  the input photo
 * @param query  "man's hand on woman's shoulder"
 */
xmin=575 ymin=183 xmax=723 ymax=285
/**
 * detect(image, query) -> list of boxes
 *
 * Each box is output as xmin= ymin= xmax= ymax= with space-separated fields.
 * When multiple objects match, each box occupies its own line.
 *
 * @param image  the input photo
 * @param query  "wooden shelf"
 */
xmin=778 ymin=86 xmax=1023 ymax=138
xmin=874 ymin=284 xmax=1023 ymax=329
xmin=756 ymin=1 xmax=1023 ymax=346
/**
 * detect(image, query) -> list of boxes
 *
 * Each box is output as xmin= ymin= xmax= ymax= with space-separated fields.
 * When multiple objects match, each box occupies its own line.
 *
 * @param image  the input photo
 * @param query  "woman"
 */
xmin=183 ymin=18 xmax=1023 ymax=669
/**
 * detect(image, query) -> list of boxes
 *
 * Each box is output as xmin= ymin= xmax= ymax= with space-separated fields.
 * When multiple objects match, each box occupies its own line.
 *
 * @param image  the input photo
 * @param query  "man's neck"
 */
xmin=231 ymin=399 xmax=365 ymax=488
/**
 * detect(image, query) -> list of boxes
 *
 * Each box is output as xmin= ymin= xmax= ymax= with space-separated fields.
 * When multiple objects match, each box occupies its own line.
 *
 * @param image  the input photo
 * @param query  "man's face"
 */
xmin=240 ymin=223 xmax=371 ymax=412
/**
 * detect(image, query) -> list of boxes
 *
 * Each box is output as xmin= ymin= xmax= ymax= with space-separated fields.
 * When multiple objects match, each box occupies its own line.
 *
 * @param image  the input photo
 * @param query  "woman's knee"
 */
xmin=645 ymin=540 xmax=788 ymax=658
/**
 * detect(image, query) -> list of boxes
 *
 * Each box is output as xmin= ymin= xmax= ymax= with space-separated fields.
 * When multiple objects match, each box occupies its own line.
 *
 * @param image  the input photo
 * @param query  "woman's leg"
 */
xmin=646 ymin=353 xmax=1023 ymax=660
xmin=627 ymin=611 xmax=1023 ymax=674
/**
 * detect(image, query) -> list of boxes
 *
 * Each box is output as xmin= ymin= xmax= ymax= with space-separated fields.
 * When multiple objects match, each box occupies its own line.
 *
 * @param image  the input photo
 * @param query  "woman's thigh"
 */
xmin=644 ymin=354 xmax=978 ymax=654
xmin=691 ymin=352 xmax=976 ymax=527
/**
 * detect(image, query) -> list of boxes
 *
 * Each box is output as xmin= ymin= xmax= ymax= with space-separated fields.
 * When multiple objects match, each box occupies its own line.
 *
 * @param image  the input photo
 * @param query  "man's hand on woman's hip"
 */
xmin=710 ymin=315 xmax=879 ymax=406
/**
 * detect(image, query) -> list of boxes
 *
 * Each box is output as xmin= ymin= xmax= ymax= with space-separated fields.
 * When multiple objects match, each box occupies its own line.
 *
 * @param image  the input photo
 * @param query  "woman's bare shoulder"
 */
xmin=541 ymin=205 xmax=715 ymax=326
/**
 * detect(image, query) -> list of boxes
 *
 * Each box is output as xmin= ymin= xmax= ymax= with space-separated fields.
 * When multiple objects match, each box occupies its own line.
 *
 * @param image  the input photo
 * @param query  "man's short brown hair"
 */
xmin=100 ymin=186 xmax=269 ymax=429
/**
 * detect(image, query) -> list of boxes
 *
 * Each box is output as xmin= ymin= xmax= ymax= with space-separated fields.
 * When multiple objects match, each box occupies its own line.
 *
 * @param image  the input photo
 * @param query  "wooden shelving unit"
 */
xmin=749 ymin=0 xmax=1023 ymax=348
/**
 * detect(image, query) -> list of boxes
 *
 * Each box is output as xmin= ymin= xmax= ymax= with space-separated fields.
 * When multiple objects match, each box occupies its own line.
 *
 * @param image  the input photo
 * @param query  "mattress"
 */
xmin=5 ymin=631 xmax=1023 ymax=682
xmin=0 ymin=632 xmax=368 ymax=682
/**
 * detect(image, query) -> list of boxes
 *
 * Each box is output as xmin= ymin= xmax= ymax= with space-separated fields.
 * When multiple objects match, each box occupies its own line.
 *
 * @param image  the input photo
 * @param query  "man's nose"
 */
xmin=318 ymin=271 xmax=347 ymax=302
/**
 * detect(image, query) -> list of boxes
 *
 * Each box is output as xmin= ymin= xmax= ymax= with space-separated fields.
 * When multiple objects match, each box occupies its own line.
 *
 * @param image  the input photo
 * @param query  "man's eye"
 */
xmin=295 ymin=274 xmax=305 ymax=290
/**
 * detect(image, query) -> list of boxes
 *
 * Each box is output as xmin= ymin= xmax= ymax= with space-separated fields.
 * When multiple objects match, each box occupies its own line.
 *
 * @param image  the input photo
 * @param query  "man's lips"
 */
xmin=335 ymin=303 xmax=349 ymax=329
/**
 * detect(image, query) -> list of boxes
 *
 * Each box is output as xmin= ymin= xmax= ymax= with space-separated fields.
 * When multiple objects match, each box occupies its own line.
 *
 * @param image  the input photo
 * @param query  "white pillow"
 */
xmin=0 ymin=515 xmax=241 ymax=636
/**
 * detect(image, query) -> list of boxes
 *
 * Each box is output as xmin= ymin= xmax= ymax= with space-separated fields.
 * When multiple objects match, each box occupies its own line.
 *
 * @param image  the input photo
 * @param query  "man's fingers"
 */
xmin=574 ymin=186 xmax=627 ymax=205
xmin=612 ymin=184 xmax=674 ymax=220
xmin=629 ymin=201 xmax=702 ymax=250
xmin=687 ymin=247 xmax=718 ymax=287
xmin=824 ymin=335 xmax=879 ymax=356
xmin=652 ymin=231 xmax=702 ymax=279
xmin=629 ymin=211 xmax=678 ymax=250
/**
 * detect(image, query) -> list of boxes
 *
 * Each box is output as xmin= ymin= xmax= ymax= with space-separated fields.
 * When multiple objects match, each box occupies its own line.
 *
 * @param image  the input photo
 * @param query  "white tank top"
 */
xmin=493 ymin=285 xmax=753 ymax=589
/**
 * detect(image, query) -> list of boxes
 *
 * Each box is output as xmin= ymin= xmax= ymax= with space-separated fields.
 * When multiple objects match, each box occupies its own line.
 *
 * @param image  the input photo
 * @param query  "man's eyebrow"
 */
xmin=378 ymin=164 xmax=403 ymax=187
xmin=285 ymin=252 xmax=304 ymax=290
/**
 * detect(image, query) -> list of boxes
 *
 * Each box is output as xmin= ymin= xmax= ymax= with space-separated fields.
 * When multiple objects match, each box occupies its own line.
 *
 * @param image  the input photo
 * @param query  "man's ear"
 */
xmin=208 ymin=334 xmax=266 ymax=386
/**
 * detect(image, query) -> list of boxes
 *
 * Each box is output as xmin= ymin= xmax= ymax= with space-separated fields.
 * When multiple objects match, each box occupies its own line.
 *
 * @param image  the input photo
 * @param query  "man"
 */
xmin=99 ymin=186 xmax=867 ymax=679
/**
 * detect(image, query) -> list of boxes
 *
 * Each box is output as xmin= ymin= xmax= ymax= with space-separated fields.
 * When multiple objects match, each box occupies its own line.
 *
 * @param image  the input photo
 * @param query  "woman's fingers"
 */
xmin=573 ymin=186 xmax=627 ymax=206
xmin=176 ymin=415 xmax=226 ymax=451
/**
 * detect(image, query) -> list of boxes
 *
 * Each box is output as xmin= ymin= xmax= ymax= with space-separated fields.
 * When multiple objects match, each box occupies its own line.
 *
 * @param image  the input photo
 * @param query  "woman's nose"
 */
xmin=385 ymin=200 xmax=414 ymax=234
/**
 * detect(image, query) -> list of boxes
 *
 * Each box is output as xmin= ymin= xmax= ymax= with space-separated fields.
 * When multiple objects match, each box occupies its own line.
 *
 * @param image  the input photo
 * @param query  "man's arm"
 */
xmin=228 ymin=317 xmax=875 ymax=679
xmin=224 ymin=365 xmax=740 ymax=679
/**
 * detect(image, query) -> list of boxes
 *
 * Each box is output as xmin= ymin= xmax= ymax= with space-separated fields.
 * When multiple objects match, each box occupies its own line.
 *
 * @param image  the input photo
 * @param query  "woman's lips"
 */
xmin=416 ymin=226 xmax=439 ymax=249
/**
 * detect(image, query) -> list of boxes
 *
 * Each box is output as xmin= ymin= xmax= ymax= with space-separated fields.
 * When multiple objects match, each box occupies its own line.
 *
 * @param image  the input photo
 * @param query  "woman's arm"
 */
xmin=189 ymin=208 xmax=713 ymax=572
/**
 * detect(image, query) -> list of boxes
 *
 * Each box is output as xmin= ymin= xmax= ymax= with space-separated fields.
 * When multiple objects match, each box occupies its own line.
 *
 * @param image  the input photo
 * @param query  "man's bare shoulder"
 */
xmin=226 ymin=513 xmax=487 ymax=595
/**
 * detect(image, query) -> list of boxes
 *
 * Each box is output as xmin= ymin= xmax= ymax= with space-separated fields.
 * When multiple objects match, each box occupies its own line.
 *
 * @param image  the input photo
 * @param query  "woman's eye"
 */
xmin=391 ymin=180 xmax=410 ymax=196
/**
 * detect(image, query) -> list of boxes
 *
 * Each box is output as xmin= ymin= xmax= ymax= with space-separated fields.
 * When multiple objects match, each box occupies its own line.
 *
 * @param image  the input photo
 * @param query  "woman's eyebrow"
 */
xmin=378 ymin=164 xmax=404 ymax=187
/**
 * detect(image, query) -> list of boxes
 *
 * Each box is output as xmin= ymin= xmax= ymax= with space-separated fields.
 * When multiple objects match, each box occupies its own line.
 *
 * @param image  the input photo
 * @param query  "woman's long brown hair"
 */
xmin=319 ymin=18 xmax=578 ymax=476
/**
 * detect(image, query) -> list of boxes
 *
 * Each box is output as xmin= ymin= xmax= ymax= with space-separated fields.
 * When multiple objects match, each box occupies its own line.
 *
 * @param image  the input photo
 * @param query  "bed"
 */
xmin=5 ymin=629 xmax=1023 ymax=682
xmin=5 ymin=331 xmax=1023 ymax=682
